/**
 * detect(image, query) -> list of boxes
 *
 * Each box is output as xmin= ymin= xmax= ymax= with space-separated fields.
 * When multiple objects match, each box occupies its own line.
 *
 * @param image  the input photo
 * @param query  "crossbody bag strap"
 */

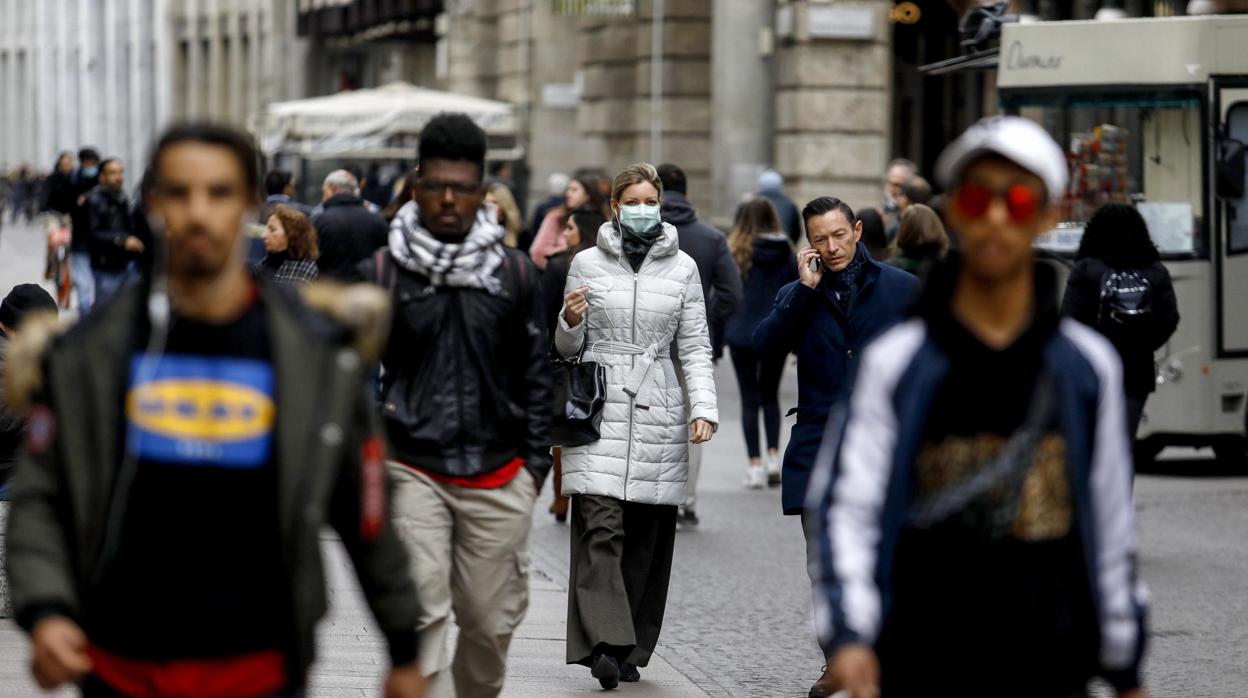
xmin=908 ymin=372 xmax=1056 ymax=532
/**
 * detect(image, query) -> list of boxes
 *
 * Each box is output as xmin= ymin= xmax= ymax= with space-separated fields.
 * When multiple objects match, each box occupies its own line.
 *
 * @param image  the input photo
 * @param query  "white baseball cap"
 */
xmin=935 ymin=116 xmax=1068 ymax=204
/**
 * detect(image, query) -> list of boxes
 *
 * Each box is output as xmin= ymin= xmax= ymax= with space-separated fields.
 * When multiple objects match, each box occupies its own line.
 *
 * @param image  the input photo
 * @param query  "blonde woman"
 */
xmin=485 ymin=181 xmax=522 ymax=247
xmin=555 ymin=163 xmax=717 ymax=689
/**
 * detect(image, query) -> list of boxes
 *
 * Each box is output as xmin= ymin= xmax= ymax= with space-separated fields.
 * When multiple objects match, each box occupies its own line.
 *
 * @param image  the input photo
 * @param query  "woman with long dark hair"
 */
xmin=380 ymin=167 xmax=418 ymax=223
xmin=1061 ymin=203 xmax=1180 ymax=439
xmin=890 ymin=203 xmax=948 ymax=276
xmin=541 ymin=206 xmax=608 ymax=523
xmin=528 ymin=176 xmax=607 ymax=270
xmin=724 ymin=197 xmax=798 ymax=488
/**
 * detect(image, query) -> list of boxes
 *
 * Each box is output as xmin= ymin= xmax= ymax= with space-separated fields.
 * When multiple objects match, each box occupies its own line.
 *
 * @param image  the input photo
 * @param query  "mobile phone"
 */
xmin=807 ymin=256 xmax=823 ymax=274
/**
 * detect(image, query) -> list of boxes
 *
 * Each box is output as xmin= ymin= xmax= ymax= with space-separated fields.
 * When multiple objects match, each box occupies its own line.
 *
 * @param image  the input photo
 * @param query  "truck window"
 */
xmin=1227 ymin=102 xmax=1248 ymax=255
xmin=1002 ymin=91 xmax=1204 ymax=258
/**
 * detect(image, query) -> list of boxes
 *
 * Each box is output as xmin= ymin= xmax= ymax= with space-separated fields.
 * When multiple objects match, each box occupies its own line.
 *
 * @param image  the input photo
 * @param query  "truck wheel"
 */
xmin=1212 ymin=437 xmax=1247 ymax=469
xmin=1133 ymin=438 xmax=1163 ymax=470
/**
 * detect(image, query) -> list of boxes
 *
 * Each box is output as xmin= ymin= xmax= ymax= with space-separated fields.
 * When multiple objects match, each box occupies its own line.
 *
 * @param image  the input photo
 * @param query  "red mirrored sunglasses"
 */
xmin=954 ymin=182 xmax=1043 ymax=223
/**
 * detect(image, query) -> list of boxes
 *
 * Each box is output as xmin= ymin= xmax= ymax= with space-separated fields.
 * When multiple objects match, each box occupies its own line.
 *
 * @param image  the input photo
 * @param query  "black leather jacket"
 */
xmin=369 ymin=248 xmax=553 ymax=484
xmin=85 ymin=186 xmax=137 ymax=271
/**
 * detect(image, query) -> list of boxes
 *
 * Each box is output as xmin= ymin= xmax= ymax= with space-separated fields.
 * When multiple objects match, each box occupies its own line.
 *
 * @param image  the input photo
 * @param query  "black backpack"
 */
xmin=1098 ymin=269 xmax=1152 ymax=328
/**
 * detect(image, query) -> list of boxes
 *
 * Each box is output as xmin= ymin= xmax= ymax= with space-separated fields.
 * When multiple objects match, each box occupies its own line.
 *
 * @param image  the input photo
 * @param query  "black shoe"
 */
xmin=767 ymin=471 xmax=782 ymax=488
xmin=679 ymin=508 xmax=700 ymax=528
xmin=619 ymin=662 xmax=640 ymax=682
xmin=591 ymin=653 xmax=620 ymax=689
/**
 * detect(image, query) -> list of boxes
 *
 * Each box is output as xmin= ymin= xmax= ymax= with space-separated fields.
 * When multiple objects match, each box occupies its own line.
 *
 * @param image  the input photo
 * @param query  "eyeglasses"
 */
xmin=416 ymin=180 xmax=483 ymax=196
xmin=954 ymin=182 xmax=1043 ymax=223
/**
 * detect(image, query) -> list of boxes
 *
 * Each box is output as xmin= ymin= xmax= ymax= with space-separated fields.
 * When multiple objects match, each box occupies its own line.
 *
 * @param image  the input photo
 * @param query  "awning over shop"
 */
xmin=249 ymin=82 xmax=522 ymax=161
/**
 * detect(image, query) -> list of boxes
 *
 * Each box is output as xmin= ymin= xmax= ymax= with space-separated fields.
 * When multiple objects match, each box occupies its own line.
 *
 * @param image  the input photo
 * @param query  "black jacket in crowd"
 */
xmin=85 ymin=186 xmax=140 ymax=272
xmin=542 ymin=250 xmax=573 ymax=341
xmin=69 ymin=169 xmax=99 ymax=252
xmin=361 ymin=248 xmax=553 ymax=486
xmin=1061 ymin=257 xmax=1179 ymax=397
xmin=314 ymin=194 xmax=390 ymax=281
xmin=41 ymin=172 xmax=78 ymax=216
xmin=661 ymin=191 xmax=743 ymax=356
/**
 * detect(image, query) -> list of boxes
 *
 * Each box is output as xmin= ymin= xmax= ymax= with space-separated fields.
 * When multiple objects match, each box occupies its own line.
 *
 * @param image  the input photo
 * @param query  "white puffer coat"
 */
xmin=555 ymin=221 xmax=718 ymax=506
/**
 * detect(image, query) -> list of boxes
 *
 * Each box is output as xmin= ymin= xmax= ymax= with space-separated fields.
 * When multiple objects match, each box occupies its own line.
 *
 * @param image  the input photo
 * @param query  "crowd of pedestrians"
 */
xmin=0 ymin=111 xmax=1171 ymax=698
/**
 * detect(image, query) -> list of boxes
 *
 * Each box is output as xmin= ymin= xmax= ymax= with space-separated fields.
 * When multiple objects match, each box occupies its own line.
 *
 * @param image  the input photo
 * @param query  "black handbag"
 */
xmin=549 ymin=346 xmax=607 ymax=447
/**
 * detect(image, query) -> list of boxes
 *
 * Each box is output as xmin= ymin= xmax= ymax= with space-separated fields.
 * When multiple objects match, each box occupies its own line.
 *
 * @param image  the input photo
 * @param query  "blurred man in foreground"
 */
xmin=5 ymin=123 xmax=425 ymax=698
xmin=811 ymin=117 xmax=1147 ymax=698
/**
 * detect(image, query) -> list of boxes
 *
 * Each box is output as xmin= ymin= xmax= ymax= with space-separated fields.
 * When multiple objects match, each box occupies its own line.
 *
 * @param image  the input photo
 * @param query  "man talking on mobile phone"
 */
xmin=753 ymin=196 xmax=917 ymax=698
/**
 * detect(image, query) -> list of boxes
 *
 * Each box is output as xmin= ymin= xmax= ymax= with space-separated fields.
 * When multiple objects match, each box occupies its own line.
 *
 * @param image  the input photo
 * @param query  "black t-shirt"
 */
xmin=88 ymin=294 xmax=289 ymax=661
xmin=878 ymin=307 xmax=1100 ymax=697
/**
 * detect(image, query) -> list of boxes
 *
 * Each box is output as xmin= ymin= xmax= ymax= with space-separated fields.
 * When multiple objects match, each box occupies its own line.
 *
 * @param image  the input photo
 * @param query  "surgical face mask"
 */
xmin=81 ymin=166 xmax=99 ymax=178
xmin=617 ymin=204 xmax=661 ymax=233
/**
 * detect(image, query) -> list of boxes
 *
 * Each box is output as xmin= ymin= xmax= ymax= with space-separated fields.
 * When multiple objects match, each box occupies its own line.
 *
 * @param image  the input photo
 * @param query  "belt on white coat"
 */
xmin=589 ymin=339 xmax=672 ymax=409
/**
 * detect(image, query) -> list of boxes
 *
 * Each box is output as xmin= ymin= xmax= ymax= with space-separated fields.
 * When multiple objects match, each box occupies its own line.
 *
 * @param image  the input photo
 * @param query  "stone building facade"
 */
xmin=402 ymin=0 xmax=895 ymax=225
xmin=0 ymin=0 xmax=306 ymax=180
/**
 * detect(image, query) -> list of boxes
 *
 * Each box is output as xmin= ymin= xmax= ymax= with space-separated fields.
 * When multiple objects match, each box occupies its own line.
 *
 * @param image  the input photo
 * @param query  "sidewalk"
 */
xmin=310 ymin=534 xmax=709 ymax=697
xmin=0 ymin=532 xmax=707 ymax=697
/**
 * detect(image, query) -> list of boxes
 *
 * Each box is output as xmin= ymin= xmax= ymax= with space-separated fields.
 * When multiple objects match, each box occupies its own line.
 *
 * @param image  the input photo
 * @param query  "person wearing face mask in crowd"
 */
xmin=68 ymin=148 xmax=101 ymax=313
xmin=528 ymin=175 xmax=607 ymax=270
xmin=752 ymin=195 xmax=917 ymax=698
xmin=555 ymin=163 xmax=717 ymax=690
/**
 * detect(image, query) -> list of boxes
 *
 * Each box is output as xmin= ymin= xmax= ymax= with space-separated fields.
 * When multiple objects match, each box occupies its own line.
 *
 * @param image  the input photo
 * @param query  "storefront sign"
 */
xmin=808 ymin=5 xmax=877 ymax=41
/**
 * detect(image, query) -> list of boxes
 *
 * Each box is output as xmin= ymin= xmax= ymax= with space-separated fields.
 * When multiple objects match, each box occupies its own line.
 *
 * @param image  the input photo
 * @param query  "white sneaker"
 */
xmin=765 ymin=455 xmax=782 ymax=488
xmin=744 ymin=465 xmax=766 ymax=489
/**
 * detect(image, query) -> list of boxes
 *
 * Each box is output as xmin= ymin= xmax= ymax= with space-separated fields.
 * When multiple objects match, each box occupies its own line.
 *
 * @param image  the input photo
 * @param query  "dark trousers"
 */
xmin=729 ymin=345 xmax=786 ymax=459
xmin=1126 ymin=395 xmax=1147 ymax=440
xmin=566 ymin=494 xmax=677 ymax=668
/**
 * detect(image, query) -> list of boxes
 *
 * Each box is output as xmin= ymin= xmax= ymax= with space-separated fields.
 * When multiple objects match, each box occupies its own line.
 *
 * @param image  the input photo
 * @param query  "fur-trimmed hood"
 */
xmin=297 ymin=281 xmax=391 ymax=364
xmin=2 ymin=312 xmax=68 ymax=415
xmin=2 ymin=281 xmax=391 ymax=416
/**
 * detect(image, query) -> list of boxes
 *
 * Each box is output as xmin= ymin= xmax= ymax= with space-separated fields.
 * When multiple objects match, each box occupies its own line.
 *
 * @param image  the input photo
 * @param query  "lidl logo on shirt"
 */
xmin=126 ymin=355 xmax=276 ymax=467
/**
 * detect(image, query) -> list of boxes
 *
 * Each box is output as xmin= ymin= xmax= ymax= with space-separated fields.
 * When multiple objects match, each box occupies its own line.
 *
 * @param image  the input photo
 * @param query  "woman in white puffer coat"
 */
xmin=555 ymin=162 xmax=717 ymax=688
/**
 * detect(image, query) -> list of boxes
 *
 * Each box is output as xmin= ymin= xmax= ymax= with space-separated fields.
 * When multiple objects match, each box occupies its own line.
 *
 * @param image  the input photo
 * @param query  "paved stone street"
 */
xmin=1 ymin=218 xmax=1247 ymax=696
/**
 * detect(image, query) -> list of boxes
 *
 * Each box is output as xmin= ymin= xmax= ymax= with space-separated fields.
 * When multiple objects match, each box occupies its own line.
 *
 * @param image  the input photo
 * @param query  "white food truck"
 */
xmin=997 ymin=15 xmax=1248 ymax=464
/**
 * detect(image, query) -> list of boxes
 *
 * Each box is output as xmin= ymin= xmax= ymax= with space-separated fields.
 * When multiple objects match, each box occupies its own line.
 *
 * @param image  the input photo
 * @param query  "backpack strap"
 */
xmin=369 ymin=247 xmax=397 ymax=292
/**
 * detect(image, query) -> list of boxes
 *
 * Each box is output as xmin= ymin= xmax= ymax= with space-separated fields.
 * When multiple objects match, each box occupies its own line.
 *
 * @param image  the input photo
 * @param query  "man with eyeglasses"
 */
xmin=809 ymin=117 xmax=1148 ymax=698
xmin=752 ymin=195 xmax=917 ymax=698
xmin=313 ymin=169 xmax=389 ymax=280
xmin=360 ymin=112 xmax=551 ymax=698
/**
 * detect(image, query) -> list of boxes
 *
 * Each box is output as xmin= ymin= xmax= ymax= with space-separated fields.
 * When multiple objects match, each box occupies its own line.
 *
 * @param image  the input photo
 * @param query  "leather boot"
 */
xmin=808 ymin=664 xmax=838 ymax=698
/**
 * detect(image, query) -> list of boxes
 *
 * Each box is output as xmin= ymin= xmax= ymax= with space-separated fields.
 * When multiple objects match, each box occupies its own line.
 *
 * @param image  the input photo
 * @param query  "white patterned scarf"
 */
xmin=388 ymin=200 xmax=507 ymax=295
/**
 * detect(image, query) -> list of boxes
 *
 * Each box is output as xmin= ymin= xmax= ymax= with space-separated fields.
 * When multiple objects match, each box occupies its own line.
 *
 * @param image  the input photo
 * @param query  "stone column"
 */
xmin=577 ymin=0 xmax=712 ymax=210
xmin=187 ymin=0 xmax=202 ymax=118
xmin=711 ymin=0 xmax=775 ymax=226
xmin=154 ymin=0 xmax=173 ymax=131
xmin=773 ymin=0 xmax=892 ymax=215
xmin=515 ymin=0 xmax=585 ymax=211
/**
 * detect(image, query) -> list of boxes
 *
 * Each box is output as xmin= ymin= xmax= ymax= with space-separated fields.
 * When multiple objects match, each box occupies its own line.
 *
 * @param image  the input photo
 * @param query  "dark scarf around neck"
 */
xmin=619 ymin=220 xmax=663 ymax=271
xmin=824 ymin=244 xmax=869 ymax=311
